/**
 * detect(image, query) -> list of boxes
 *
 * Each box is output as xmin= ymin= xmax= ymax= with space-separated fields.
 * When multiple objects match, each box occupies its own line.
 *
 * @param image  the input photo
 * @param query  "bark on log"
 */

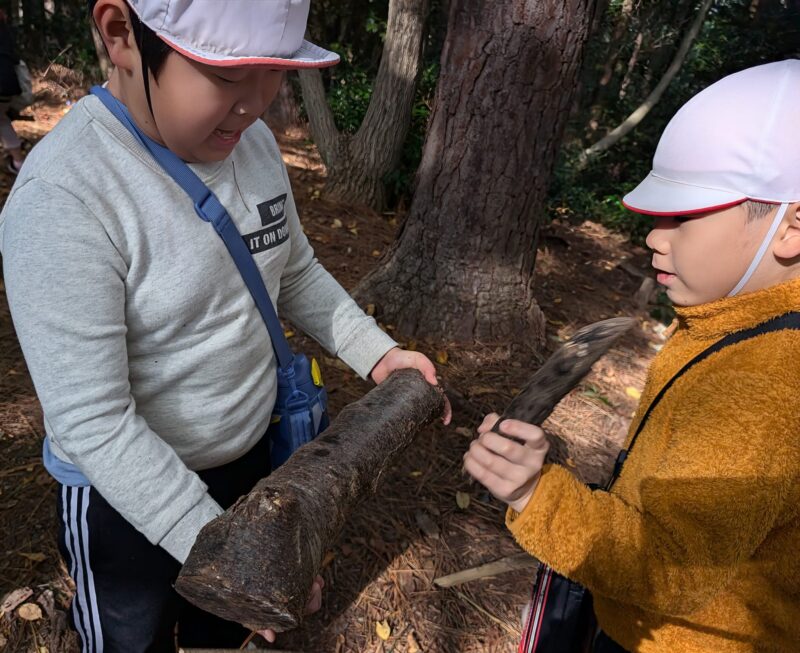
xmin=498 ymin=317 xmax=634 ymax=486
xmin=175 ymin=370 xmax=445 ymax=632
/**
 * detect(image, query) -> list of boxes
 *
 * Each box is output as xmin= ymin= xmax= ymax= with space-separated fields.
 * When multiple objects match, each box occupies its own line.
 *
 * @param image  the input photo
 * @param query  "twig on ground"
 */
xmin=433 ymin=553 xmax=538 ymax=588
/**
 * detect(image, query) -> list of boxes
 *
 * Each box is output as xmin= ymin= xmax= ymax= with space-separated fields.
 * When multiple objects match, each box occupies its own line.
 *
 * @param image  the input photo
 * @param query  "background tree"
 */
xmin=299 ymin=0 xmax=431 ymax=210
xmin=548 ymin=0 xmax=800 ymax=244
xmin=354 ymin=0 xmax=600 ymax=344
xmin=262 ymin=73 xmax=302 ymax=134
xmin=578 ymin=0 xmax=714 ymax=167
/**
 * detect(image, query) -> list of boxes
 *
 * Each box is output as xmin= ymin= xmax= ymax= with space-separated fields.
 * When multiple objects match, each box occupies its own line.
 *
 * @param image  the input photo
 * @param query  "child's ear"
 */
xmin=93 ymin=0 xmax=139 ymax=73
xmin=773 ymin=202 xmax=800 ymax=261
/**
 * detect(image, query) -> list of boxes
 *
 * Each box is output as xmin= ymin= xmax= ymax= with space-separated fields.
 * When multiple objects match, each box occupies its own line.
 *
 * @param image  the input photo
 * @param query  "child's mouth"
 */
xmin=212 ymin=128 xmax=242 ymax=145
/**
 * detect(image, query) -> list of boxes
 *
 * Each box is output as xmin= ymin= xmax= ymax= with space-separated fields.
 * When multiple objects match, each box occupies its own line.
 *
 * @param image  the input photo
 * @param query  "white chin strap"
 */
xmin=728 ymin=202 xmax=789 ymax=297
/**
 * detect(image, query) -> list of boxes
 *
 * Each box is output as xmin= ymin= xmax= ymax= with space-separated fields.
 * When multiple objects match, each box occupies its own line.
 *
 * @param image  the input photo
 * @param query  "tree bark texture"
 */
xmin=354 ymin=0 xmax=599 ymax=344
xmin=298 ymin=0 xmax=430 ymax=209
xmin=175 ymin=370 xmax=445 ymax=632
xmin=262 ymin=73 xmax=301 ymax=134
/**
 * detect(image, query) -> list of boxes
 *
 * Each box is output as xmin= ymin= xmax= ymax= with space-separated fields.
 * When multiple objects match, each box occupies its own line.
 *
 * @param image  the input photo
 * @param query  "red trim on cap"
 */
xmin=622 ymin=197 xmax=748 ymax=216
xmin=160 ymin=35 xmax=340 ymax=69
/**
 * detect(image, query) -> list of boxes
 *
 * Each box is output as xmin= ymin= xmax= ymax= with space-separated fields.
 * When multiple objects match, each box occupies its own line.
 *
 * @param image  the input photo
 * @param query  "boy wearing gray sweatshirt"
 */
xmin=0 ymin=1 xmax=445 ymax=650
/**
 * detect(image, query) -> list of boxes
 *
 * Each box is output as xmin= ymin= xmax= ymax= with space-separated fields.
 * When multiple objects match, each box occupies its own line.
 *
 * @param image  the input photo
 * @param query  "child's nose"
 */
xmin=645 ymin=225 xmax=668 ymax=253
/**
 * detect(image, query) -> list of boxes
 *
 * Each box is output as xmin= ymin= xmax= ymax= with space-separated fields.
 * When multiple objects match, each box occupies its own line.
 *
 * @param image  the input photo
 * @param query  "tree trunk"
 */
xmin=353 ymin=0 xmax=599 ymax=344
xmin=298 ymin=0 xmax=430 ymax=210
xmin=175 ymin=370 xmax=445 ymax=632
xmin=579 ymin=0 xmax=714 ymax=165
xmin=262 ymin=72 xmax=301 ymax=134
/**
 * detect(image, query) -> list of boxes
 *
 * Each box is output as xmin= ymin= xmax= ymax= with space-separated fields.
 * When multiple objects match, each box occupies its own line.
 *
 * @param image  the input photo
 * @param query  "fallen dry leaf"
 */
xmin=18 ymin=602 xmax=43 ymax=621
xmin=407 ymin=631 xmax=421 ymax=653
xmin=18 ymin=552 xmax=46 ymax=563
xmin=321 ymin=550 xmax=336 ymax=569
xmin=1 ymin=587 xmax=33 ymax=616
xmin=625 ymin=386 xmax=642 ymax=400
xmin=375 ymin=619 xmax=391 ymax=641
xmin=435 ymin=350 xmax=449 ymax=365
xmin=456 ymin=491 xmax=471 ymax=510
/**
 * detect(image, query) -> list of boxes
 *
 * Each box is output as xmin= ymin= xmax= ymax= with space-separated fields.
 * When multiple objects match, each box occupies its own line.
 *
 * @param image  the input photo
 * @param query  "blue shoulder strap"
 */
xmin=90 ymin=85 xmax=294 ymax=372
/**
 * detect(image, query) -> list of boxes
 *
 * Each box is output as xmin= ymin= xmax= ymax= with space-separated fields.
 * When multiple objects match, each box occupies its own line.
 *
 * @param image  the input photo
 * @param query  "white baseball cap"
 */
xmin=127 ymin=0 xmax=340 ymax=68
xmin=623 ymin=59 xmax=800 ymax=216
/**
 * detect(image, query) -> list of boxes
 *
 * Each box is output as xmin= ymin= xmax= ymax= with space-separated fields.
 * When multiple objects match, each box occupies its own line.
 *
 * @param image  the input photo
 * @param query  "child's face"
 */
xmin=141 ymin=52 xmax=284 ymax=163
xmin=646 ymin=205 xmax=774 ymax=306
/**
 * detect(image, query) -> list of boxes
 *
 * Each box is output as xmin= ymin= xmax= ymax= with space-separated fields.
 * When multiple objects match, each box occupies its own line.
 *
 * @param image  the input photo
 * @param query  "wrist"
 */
xmin=508 ymin=476 xmax=540 ymax=514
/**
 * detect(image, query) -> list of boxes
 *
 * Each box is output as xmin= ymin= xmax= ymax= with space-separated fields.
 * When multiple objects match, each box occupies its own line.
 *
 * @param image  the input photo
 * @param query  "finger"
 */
xmin=477 ymin=413 xmax=501 ymax=434
xmin=258 ymin=629 xmax=276 ymax=643
xmin=478 ymin=430 xmax=536 ymax=464
xmin=465 ymin=440 xmax=531 ymax=486
xmin=463 ymin=452 xmax=524 ymax=498
xmin=315 ymin=574 xmax=325 ymax=590
xmin=305 ymin=585 xmax=322 ymax=614
xmin=441 ymin=393 xmax=453 ymax=425
xmin=413 ymin=353 xmax=439 ymax=386
xmin=493 ymin=419 xmax=548 ymax=449
xmin=305 ymin=591 xmax=322 ymax=614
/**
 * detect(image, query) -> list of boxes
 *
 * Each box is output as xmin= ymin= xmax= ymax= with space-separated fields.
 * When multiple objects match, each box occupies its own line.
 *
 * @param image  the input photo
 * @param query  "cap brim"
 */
xmin=622 ymin=172 xmax=747 ymax=216
xmin=160 ymin=36 xmax=340 ymax=69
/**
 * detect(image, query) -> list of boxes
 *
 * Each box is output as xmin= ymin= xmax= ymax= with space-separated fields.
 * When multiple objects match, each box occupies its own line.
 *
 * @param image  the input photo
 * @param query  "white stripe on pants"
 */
xmin=62 ymin=486 xmax=104 ymax=653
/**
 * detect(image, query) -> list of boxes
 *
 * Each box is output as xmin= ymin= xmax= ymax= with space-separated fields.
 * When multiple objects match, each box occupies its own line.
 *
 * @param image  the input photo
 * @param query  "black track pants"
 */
xmin=56 ymin=434 xmax=271 ymax=652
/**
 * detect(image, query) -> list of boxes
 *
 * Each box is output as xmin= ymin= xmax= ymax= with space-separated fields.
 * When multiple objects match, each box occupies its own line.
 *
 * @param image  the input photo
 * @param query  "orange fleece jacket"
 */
xmin=507 ymin=278 xmax=800 ymax=653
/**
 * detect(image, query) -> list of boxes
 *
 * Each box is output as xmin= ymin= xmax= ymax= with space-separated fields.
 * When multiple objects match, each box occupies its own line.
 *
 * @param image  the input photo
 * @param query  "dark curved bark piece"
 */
xmin=175 ymin=369 xmax=445 ymax=632
xmin=496 ymin=317 xmax=635 ymax=485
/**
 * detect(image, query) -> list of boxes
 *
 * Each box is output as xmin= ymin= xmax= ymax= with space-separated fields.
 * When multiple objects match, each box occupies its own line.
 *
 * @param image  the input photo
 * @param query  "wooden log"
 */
xmin=498 ymin=317 xmax=635 ymax=486
xmin=175 ymin=369 xmax=445 ymax=632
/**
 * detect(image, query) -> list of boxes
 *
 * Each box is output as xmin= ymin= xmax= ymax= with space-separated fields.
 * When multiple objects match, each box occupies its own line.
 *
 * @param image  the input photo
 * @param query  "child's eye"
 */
xmin=216 ymin=75 xmax=238 ymax=84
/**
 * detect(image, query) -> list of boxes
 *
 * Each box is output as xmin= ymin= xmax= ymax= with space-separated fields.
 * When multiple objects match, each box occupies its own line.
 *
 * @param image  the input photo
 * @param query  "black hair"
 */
xmin=88 ymin=0 xmax=173 ymax=112
xmin=744 ymin=200 xmax=778 ymax=222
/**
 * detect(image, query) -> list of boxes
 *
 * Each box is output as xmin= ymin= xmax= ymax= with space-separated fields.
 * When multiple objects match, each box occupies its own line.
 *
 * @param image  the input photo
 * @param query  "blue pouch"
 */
xmin=269 ymin=354 xmax=330 ymax=468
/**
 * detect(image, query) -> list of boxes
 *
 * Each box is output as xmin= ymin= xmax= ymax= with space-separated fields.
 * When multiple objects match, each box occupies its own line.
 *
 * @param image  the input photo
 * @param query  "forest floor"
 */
xmin=0 ymin=71 xmax=667 ymax=653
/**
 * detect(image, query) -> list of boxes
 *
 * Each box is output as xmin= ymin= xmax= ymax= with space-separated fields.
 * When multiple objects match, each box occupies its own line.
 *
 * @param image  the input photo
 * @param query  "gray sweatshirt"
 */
xmin=0 ymin=95 xmax=397 ymax=562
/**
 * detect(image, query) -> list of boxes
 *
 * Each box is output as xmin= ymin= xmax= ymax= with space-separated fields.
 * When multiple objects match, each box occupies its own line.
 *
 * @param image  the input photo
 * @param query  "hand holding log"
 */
xmin=496 ymin=317 xmax=634 ymax=485
xmin=175 ymin=369 xmax=445 ymax=632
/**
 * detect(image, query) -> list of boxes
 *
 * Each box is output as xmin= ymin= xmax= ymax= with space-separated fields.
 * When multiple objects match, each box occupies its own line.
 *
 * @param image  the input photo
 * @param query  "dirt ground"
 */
xmin=0 ymin=75 xmax=666 ymax=653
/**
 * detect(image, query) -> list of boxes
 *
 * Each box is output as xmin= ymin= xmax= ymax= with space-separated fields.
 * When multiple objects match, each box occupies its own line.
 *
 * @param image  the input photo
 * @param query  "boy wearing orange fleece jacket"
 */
xmin=464 ymin=60 xmax=800 ymax=653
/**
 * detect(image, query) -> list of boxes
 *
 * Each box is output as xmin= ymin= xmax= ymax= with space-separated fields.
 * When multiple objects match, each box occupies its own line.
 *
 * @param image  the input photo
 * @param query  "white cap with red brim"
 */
xmin=127 ymin=0 xmax=340 ymax=69
xmin=623 ymin=59 xmax=800 ymax=216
